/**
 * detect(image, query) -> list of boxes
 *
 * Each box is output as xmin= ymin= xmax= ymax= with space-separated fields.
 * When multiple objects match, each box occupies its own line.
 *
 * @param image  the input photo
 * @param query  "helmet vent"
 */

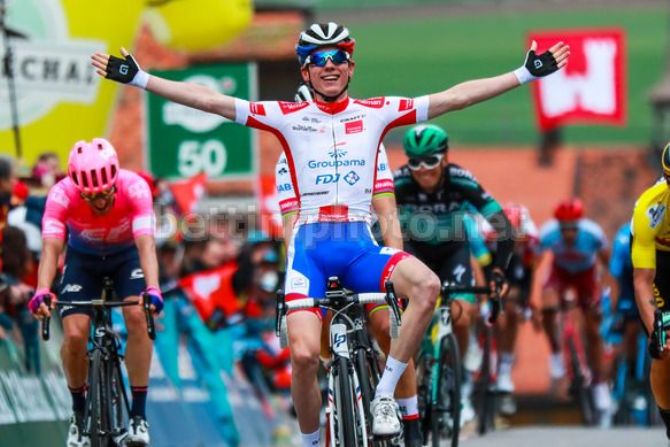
xmin=110 ymin=164 xmax=117 ymax=179
xmin=90 ymin=170 xmax=99 ymax=188
xmin=101 ymin=169 xmax=108 ymax=185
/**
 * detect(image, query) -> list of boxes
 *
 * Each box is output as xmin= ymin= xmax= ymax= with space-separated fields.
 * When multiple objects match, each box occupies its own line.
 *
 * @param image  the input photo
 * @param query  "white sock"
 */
xmin=301 ymin=429 xmax=320 ymax=447
xmin=397 ymin=395 xmax=419 ymax=420
xmin=375 ymin=356 xmax=408 ymax=398
xmin=549 ymin=352 xmax=565 ymax=378
xmin=499 ymin=352 xmax=514 ymax=375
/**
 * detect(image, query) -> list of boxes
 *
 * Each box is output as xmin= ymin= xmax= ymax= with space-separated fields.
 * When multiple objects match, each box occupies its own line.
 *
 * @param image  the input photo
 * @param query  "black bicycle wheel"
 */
xmin=416 ymin=352 xmax=432 ymax=446
xmin=87 ymin=350 xmax=108 ymax=447
xmin=432 ymin=333 xmax=461 ymax=447
xmin=334 ymin=356 xmax=358 ymax=447
xmin=476 ymin=328 xmax=495 ymax=435
xmin=567 ymin=338 xmax=595 ymax=426
xmin=110 ymin=357 xmax=130 ymax=442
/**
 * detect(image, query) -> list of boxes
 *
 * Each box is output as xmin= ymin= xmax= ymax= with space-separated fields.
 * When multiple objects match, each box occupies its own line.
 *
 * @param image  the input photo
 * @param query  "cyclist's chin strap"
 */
xmin=308 ymin=77 xmax=350 ymax=103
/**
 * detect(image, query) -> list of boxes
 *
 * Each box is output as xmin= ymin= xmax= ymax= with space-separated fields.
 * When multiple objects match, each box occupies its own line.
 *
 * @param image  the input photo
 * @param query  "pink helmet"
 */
xmin=67 ymin=138 xmax=119 ymax=194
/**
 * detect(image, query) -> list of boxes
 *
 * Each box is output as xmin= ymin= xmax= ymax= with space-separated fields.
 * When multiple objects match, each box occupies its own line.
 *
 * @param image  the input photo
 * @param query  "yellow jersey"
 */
xmin=631 ymin=179 xmax=670 ymax=269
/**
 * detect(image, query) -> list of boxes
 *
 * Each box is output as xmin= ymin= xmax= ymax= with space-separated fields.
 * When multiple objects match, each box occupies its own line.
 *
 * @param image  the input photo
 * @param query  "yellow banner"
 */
xmin=0 ymin=0 xmax=252 ymax=168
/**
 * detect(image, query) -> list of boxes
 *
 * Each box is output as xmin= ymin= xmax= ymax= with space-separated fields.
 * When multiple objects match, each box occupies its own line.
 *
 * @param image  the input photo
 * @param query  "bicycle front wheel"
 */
xmin=334 ymin=356 xmax=359 ymax=447
xmin=432 ymin=333 xmax=461 ymax=447
xmin=86 ymin=349 xmax=110 ymax=447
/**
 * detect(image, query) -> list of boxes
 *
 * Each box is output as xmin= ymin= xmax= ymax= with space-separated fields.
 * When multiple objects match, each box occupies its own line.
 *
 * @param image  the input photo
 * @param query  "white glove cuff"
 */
xmin=513 ymin=66 xmax=537 ymax=85
xmin=130 ymin=70 xmax=150 ymax=89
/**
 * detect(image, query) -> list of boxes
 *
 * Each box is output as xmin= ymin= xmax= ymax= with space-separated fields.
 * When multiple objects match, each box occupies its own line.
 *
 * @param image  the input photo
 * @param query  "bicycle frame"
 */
xmin=276 ymin=277 xmax=401 ymax=447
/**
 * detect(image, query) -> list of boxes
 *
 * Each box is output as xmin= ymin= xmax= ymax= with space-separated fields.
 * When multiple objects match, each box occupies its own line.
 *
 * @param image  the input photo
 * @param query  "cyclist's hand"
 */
xmin=489 ymin=268 xmax=509 ymax=297
xmin=28 ymin=288 xmax=56 ymax=320
xmin=91 ymin=48 xmax=149 ymax=88
xmin=514 ymin=40 xmax=570 ymax=85
xmin=144 ymin=286 xmax=164 ymax=315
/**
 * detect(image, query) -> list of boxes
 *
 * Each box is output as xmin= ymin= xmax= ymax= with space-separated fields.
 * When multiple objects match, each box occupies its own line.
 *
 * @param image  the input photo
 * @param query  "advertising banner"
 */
xmin=529 ymin=28 xmax=627 ymax=131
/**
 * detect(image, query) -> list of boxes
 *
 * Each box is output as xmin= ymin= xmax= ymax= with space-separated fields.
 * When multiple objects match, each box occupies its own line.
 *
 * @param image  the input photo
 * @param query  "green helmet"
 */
xmin=402 ymin=124 xmax=449 ymax=158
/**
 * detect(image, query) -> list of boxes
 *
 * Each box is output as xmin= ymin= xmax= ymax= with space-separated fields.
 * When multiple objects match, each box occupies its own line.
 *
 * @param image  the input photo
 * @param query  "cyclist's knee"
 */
xmin=290 ymin=340 xmax=320 ymax=375
xmin=408 ymin=269 xmax=439 ymax=312
xmin=123 ymin=306 xmax=147 ymax=334
xmin=62 ymin=330 xmax=88 ymax=352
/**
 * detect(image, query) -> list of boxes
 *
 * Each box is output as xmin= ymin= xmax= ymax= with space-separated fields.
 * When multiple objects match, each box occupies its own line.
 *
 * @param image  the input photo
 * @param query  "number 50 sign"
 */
xmin=145 ymin=63 xmax=258 ymax=180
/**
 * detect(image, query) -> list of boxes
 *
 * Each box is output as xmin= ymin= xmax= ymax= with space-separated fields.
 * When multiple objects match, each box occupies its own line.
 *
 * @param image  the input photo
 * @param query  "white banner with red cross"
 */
xmin=529 ymin=28 xmax=626 ymax=131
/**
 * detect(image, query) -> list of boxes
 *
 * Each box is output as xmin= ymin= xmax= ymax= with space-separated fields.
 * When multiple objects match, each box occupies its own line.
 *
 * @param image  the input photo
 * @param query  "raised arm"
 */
xmin=91 ymin=48 xmax=237 ymax=120
xmin=427 ymin=41 xmax=570 ymax=119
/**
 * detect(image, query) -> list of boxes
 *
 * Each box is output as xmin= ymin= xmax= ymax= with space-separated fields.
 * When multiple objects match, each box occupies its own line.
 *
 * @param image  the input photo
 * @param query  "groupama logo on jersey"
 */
xmin=0 ymin=0 xmax=106 ymax=128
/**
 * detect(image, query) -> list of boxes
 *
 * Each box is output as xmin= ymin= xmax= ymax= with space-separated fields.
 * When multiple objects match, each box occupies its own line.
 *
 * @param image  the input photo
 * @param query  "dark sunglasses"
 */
xmin=305 ymin=49 xmax=350 ymax=68
xmin=407 ymin=153 xmax=443 ymax=171
xmin=81 ymin=186 xmax=116 ymax=202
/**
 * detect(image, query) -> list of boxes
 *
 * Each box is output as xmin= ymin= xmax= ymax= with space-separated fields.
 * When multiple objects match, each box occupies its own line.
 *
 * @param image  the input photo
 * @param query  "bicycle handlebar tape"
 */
xmin=279 ymin=317 xmax=289 ymax=349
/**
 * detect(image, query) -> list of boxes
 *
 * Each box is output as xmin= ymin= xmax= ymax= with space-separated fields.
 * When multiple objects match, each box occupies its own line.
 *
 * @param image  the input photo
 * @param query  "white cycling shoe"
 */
xmin=371 ymin=395 xmax=402 ymax=437
xmin=66 ymin=414 xmax=90 ymax=447
xmin=125 ymin=416 xmax=150 ymax=446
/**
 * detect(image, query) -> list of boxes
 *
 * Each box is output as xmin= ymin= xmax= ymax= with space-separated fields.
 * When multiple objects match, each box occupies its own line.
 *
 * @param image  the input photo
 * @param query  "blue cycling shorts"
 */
xmin=58 ymin=246 xmax=146 ymax=318
xmin=284 ymin=222 xmax=409 ymax=318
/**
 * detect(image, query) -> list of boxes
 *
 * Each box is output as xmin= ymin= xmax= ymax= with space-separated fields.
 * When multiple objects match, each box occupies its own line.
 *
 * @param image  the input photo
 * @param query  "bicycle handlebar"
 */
xmin=275 ymin=280 xmax=402 ymax=347
xmin=41 ymin=296 xmax=156 ymax=341
xmin=442 ymin=282 xmax=503 ymax=325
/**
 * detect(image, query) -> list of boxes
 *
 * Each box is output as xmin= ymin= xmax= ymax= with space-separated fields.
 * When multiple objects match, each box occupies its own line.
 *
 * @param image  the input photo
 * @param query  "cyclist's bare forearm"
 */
xmin=427 ymin=73 xmax=519 ymax=119
xmin=634 ymin=267 xmax=657 ymax=334
xmin=37 ymin=238 xmax=64 ymax=291
xmin=135 ymin=235 xmax=160 ymax=290
xmin=146 ymin=75 xmax=237 ymax=120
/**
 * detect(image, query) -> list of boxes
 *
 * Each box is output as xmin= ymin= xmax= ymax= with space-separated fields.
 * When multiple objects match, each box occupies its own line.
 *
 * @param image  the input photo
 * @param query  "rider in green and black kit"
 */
xmin=393 ymin=124 xmax=514 ymax=418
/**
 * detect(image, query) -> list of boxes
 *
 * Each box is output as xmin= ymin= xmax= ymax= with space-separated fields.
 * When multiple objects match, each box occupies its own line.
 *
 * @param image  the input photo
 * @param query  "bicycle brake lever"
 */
xmin=275 ymin=289 xmax=285 ymax=337
xmin=142 ymin=293 xmax=156 ymax=341
xmin=384 ymin=281 xmax=402 ymax=325
xmin=41 ymin=296 xmax=51 ymax=341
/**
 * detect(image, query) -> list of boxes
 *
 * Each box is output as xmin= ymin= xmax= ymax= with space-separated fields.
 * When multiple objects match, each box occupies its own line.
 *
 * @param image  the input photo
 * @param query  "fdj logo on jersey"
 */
xmin=315 ymin=170 xmax=360 ymax=186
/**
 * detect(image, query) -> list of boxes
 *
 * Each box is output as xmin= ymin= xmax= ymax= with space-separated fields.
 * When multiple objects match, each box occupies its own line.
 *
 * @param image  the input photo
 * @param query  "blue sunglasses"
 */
xmin=305 ymin=49 xmax=350 ymax=67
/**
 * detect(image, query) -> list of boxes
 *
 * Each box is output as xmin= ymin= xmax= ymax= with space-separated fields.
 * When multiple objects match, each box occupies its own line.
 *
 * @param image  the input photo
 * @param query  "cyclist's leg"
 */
xmin=577 ymin=266 xmax=611 ymax=415
xmin=498 ymin=256 xmax=529 ymax=387
xmin=112 ymin=248 xmax=152 ymax=423
xmin=58 ymin=250 xmax=97 ymax=443
xmin=541 ymin=265 xmax=565 ymax=379
xmin=284 ymin=223 xmax=328 ymax=443
xmin=343 ymin=231 xmax=438 ymax=435
xmin=367 ymin=307 xmax=421 ymax=435
xmin=59 ymin=250 xmax=98 ymax=398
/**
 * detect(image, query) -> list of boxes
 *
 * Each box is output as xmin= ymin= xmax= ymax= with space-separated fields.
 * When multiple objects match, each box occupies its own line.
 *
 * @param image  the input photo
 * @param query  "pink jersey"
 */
xmin=42 ymin=169 xmax=155 ymax=255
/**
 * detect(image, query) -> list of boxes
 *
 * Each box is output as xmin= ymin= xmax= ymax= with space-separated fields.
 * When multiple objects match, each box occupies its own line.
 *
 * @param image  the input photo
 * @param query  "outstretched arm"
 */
xmin=427 ymin=41 xmax=570 ymax=119
xmin=91 ymin=48 xmax=237 ymax=120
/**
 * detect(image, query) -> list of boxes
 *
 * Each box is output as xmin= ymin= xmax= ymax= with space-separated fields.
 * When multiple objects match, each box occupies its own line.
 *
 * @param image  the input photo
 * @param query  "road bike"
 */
xmin=42 ymin=277 xmax=155 ymax=447
xmin=417 ymin=282 xmax=500 ymax=446
xmin=276 ymin=276 xmax=402 ymax=447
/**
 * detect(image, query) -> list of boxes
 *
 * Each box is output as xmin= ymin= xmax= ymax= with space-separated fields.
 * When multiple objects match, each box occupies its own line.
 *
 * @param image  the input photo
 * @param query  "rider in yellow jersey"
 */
xmin=631 ymin=142 xmax=670 ymax=444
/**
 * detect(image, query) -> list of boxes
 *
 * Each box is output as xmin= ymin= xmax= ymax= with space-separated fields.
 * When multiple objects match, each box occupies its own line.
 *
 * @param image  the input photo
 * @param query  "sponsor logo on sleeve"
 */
xmin=354 ymin=97 xmax=386 ymax=109
xmin=278 ymin=101 xmax=310 ymax=115
xmin=647 ymin=204 xmax=666 ymax=229
xmin=249 ymin=102 xmax=266 ymax=116
xmin=398 ymin=98 xmax=414 ymax=111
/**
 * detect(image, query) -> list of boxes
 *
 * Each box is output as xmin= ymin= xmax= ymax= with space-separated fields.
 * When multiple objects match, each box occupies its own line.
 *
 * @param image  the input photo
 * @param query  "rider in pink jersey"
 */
xmin=29 ymin=138 xmax=161 ymax=447
xmin=93 ymin=22 xmax=570 ymax=444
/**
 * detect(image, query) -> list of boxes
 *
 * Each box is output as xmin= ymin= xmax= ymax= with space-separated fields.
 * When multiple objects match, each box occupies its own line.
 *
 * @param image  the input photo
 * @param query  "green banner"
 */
xmin=146 ymin=63 xmax=258 ymax=180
